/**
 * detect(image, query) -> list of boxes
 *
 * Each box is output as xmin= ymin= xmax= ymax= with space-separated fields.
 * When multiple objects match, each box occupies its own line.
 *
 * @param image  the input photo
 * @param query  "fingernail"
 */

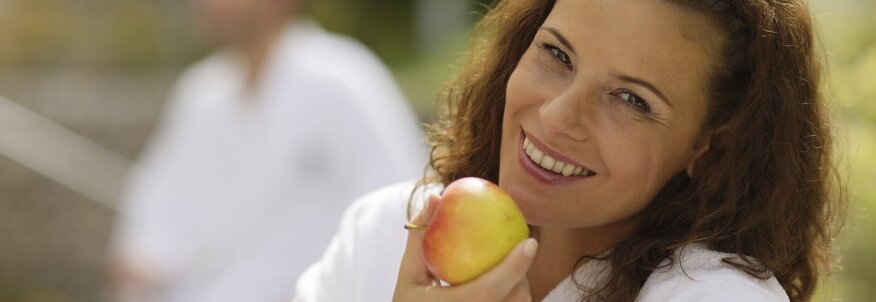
xmin=523 ymin=238 xmax=538 ymax=258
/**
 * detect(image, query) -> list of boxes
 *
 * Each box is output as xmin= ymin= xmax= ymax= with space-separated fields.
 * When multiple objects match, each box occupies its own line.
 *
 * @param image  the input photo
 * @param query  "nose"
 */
xmin=539 ymin=88 xmax=592 ymax=141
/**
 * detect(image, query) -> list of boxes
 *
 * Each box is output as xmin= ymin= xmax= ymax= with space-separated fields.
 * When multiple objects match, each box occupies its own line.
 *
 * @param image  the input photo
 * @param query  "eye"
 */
xmin=542 ymin=43 xmax=572 ymax=69
xmin=616 ymin=91 xmax=652 ymax=113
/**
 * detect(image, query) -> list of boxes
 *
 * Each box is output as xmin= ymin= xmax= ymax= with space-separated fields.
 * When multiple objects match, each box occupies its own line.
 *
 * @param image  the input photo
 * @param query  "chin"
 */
xmin=503 ymin=185 xmax=550 ymax=226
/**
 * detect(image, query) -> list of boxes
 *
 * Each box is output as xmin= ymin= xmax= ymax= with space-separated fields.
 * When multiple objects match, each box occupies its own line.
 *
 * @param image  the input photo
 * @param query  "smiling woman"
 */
xmin=293 ymin=0 xmax=844 ymax=301
xmin=500 ymin=0 xmax=718 ymax=232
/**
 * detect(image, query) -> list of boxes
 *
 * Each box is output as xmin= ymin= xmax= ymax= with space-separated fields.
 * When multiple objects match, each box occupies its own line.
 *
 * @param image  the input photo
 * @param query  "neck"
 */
xmin=526 ymin=218 xmax=641 ymax=301
xmin=237 ymin=21 xmax=288 ymax=91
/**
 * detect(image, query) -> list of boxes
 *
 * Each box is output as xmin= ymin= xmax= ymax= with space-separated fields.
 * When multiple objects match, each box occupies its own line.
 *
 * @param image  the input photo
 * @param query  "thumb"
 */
xmin=396 ymin=193 xmax=440 ymax=285
xmin=454 ymin=238 xmax=538 ymax=300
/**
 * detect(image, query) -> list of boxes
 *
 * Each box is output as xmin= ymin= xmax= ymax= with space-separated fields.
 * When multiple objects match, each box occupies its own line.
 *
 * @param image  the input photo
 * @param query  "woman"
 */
xmin=293 ymin=0 xmax=844 ymax=301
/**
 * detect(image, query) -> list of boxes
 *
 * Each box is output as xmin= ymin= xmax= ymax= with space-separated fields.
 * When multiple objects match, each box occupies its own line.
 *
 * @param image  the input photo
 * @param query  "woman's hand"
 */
xmin=393 ymin=194 xmax=539 ymax=302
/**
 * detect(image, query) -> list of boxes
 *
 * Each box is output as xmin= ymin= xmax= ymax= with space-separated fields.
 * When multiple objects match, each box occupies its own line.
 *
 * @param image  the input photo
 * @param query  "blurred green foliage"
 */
xmin=0 ymin=0 xmax=207 ymax=70
xmin=309 ymin=0 xmax=417 ymax=64
xmin=0 ymin=0 xmax=182 ymax=69
xmin=0 ymin=0 xmax=424 ymax=70
xmin=810 ymin=0 xmax=876 ymax=300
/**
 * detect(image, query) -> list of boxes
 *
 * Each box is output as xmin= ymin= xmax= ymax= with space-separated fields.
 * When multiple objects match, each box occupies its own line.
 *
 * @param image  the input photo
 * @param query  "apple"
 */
xmin=423 ymin=177 xmax=530 ymax=284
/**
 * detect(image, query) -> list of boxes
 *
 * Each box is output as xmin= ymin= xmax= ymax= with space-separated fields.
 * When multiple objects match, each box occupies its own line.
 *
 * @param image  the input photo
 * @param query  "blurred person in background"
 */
xmin=109 ymin=0 xmax=426 ymax=301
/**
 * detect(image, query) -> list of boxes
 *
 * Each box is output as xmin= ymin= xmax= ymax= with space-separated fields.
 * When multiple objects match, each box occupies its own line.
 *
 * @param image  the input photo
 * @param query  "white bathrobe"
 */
xmin=112 ymin=21 xmax=426 ymax=302
xmin=294 ymin=181 xmax=790 ymax=302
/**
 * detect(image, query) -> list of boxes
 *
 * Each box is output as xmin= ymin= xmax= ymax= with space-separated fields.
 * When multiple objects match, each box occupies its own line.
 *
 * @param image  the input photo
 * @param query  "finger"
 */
xmin=396 ymin=194 xmax=441 ymax=285
xmin=455 ymin=238 xmax=538 ymax=301
xmin=501 ymin=279 xmax=532 ymax=302
xmin=412 ymin=193 xmax=440 ymax=227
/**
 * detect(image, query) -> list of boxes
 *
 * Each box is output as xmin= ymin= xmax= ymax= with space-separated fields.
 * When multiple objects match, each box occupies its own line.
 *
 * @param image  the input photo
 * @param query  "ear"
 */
xmin=686 ymin=137 xmax=711 ymax=178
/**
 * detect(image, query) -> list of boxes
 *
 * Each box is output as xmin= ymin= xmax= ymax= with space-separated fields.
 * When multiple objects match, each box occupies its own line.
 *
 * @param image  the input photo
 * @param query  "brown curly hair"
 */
xmin=421 ymin=0 xmax=845 ymax=301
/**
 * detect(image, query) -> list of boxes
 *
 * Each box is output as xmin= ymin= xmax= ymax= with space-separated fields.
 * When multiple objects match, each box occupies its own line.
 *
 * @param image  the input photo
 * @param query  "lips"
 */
xmin=517 ymin=129 xmax=596 ymax=184
xmin=523 ymin=136 xmax=594 ymax=177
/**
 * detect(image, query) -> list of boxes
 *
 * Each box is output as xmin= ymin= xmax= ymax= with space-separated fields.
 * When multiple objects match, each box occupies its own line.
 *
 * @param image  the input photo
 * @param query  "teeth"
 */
xmin=562 ymin=164 xmax=575 ymax=176
xmin=528 ymin=147 xmax=544 ymax=164
xmin=523 ymin=135 xmax=593 ymax=177
xmin=551 ymin=161 xmax=564 ymax=173
xmin=540 ymin=155 xmax=555 ymax=170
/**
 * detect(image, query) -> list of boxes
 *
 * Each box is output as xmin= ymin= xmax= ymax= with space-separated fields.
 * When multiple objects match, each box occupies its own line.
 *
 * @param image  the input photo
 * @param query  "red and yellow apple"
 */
xmin=423 ymin=177 xmax=530 ymax=284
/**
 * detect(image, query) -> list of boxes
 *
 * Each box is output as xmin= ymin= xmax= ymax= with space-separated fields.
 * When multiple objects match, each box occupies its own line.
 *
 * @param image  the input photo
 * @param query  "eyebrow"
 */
xmin=540 ymin=27 xmax=577 ymax=56
xmin=617 ymin=75 xmax=673 ymax=108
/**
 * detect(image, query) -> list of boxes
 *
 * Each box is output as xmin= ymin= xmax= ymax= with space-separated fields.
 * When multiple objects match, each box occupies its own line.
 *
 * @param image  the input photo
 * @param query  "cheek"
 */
xmin=505 ymin=50 xmax=566 ymax=112
xmin=502 ymin=59 xmax=542 ymax=143
xmin=501 ymin=62 xmax=531 ymax=167
xmin=604 ymin=130 xmax=693 ymax=207
xmin=601 ymin=130 xmax=664 ymax=199
xmin=506 ymin=60 xmax=541 ymax=111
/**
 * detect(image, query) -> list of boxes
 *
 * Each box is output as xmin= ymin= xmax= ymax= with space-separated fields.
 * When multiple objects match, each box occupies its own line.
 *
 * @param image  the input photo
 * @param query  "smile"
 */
xmin=522 ymin=135 xmax=596 ymax=177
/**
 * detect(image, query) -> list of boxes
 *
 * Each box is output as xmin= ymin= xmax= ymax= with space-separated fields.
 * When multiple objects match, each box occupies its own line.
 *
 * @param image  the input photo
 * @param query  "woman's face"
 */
xmin=499 ymin=0 xmax=720 ymax=228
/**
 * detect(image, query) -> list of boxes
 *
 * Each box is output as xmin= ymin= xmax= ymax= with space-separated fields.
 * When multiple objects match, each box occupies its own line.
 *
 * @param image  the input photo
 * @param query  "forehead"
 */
xmin=542 ymin=0 xmax=720 ymax=101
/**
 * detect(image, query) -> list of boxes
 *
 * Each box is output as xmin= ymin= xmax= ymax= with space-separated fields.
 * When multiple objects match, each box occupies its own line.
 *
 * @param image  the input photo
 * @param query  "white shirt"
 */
xmin=112 ymin=21 xmax=426 ymax=302
xmin=293 ymin=181 xmax=790 ymax=302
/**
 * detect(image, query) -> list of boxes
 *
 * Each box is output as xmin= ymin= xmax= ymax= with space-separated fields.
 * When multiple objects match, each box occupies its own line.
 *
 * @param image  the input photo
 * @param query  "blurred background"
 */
xmin=0 ymin=0 xmax=872 ymax=301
